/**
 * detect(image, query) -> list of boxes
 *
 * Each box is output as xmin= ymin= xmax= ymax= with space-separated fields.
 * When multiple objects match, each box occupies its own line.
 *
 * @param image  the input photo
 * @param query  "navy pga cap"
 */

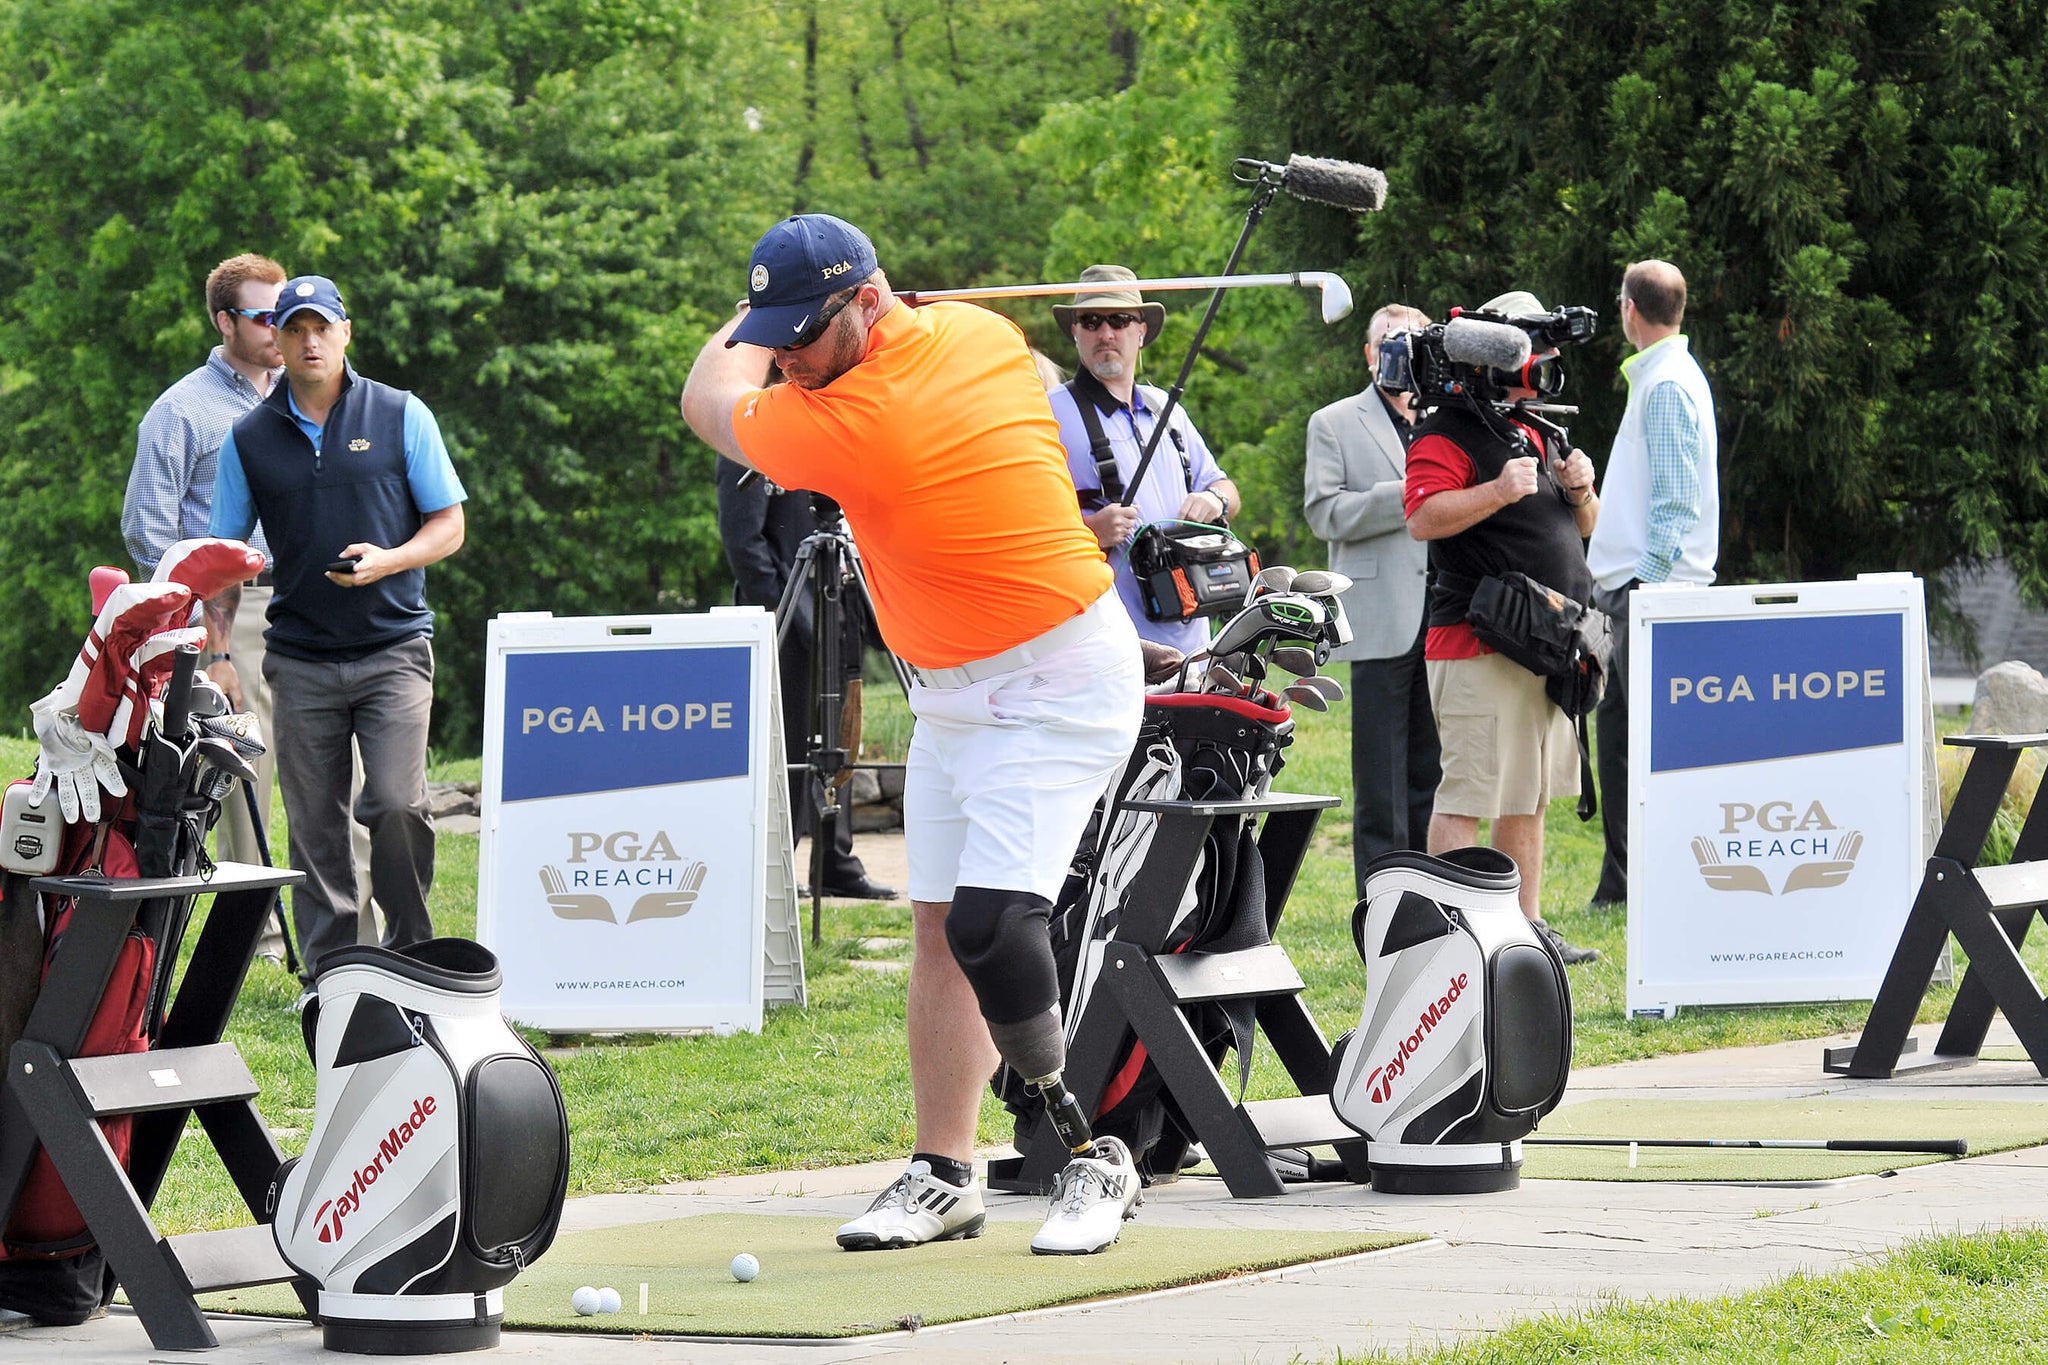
xmin=728 ymin=214 xmax=878 ymax=348
xmin=271 ymin=275 xmax=348 ymax=328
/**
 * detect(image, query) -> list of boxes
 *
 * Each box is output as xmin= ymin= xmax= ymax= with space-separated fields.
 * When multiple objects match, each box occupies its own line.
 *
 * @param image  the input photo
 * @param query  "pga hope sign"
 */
xmin=1627 ymin=578 xmax=1927 ymax=1016
xmin=479 ymin=613 xmax=779 ymax=1033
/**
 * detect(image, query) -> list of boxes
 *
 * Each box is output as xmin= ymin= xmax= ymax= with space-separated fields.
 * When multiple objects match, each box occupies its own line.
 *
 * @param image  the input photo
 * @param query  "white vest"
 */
xmin=1587 ymin=335 xmax=1719 ymax=591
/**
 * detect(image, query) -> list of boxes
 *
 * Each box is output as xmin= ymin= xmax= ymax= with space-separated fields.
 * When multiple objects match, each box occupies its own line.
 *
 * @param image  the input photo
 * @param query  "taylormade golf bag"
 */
xmin=1329 ymin=848 xmax=1571 ymax=1194
xmin=272 ymin=939 xmax=568 ymax=1354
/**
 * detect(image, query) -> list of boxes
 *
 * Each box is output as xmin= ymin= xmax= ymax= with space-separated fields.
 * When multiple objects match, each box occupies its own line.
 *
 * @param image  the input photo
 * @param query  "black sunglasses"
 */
xmin=221 ymin=306 xmax=276 ymax=327
xmin=1075 ymin=312 xmax=1142 ymax=332
xmin=776 ymin=292 xmax=858 ymax=352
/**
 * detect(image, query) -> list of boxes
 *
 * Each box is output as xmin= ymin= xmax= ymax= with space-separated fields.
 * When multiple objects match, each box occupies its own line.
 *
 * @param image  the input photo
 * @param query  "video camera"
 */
xmin=1376 ymin=304 xmax=1597 ymax=411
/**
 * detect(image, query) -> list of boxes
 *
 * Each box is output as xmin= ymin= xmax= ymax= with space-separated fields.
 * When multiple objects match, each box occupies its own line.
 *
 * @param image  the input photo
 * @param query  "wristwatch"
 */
xmin=208 ymin=652 xmax=231 ymax=664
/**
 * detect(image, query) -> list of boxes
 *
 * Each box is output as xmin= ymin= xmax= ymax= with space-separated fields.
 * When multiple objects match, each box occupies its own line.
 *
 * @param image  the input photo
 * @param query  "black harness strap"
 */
xmin=1068 ymin=380 xmax=1190 ymax=511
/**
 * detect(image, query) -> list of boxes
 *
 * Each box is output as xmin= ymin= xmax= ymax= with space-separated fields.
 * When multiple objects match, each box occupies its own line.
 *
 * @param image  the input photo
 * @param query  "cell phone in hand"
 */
xmin=326 ymin=557 xmax=360 ymax=574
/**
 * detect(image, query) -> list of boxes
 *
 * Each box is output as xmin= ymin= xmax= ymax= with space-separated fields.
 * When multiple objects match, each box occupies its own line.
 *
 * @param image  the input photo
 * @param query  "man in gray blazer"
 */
xmin=1306 ymin=304 xmax=1439 ymax=894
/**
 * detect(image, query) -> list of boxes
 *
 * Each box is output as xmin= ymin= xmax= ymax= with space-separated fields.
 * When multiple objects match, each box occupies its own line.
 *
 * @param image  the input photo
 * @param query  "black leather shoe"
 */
xmin=819 ymin=875 xmax=899 ymax=901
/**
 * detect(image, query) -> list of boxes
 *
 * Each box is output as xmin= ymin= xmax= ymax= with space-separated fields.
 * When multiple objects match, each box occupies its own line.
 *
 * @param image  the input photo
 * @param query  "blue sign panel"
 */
xmin=501 ymin=646 xmax=752 ymax=800
xmin=1650 ymin=614 xmax=1903 ymax=773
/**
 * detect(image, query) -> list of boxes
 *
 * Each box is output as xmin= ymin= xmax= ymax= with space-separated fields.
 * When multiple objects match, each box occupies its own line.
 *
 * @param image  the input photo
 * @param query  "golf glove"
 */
xmin=29 ymin=687 xmax=126 ymax=824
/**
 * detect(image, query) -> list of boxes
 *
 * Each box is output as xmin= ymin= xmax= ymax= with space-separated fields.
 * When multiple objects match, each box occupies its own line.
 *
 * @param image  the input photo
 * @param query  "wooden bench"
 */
xmin=1825 ymin=733 xmax=2048 ymax=1078
xmin=987 ymin=791 xmax=1369 ymax=1199
xmin=0 ymin=862 xmax=309 ymax=1349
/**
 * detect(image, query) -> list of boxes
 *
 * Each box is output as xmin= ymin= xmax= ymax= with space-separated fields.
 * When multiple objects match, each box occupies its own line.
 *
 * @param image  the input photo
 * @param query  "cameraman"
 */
xmin=1048 ymin=266 xmax=1241 ymax=655
xmin=1403 ymin=291 xmax=1601 ymax=965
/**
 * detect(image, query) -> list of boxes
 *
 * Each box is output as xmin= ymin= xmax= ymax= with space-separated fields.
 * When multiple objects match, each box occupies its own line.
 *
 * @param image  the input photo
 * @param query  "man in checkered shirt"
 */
xmin=1584 ymin=259 xmax=1721 ymax=908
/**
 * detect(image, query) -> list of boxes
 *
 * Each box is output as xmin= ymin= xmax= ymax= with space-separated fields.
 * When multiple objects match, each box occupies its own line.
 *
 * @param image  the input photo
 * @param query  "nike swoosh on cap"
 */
xmin=790 ymin=313 xmax=812 ymax=334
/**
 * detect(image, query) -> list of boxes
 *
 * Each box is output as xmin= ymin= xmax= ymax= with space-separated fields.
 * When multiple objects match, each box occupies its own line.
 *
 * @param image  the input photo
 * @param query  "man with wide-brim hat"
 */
xmin=1048 ymin=265 xmax=1241 ymax=655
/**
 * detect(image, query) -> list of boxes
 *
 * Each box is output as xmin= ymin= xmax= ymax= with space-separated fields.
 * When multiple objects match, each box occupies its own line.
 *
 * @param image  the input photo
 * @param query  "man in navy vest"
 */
xmin=204 ymin=275 xmax=467 ymax=977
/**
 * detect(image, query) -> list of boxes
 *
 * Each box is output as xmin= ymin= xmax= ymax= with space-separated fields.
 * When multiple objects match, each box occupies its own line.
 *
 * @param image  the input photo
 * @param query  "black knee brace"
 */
xmin=945 ymin=886 xmax=1059 ymax=1026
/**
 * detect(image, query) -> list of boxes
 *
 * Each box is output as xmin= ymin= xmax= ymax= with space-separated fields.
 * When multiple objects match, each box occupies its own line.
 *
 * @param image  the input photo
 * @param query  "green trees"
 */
xmin=1235 ymin=0 xmax=2048 ymax=618
xmin=0 ymin=0 xmax=1228 ymax=747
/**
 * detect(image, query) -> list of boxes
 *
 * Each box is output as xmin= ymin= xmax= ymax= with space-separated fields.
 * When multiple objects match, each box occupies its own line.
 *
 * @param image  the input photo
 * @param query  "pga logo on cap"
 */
xmin=750 ymin=264 xmax=769 ymax=293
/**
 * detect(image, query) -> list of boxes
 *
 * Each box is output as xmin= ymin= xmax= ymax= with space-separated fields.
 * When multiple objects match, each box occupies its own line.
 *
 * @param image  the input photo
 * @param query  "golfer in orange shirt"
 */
xmin=682 ymin=214 xmax=1146 ymax=1256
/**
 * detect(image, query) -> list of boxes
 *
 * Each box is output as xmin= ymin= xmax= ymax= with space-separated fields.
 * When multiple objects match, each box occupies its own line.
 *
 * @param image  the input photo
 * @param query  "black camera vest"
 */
xmin=229 ymin=366 xmax=432 ymax=662
xmin=1418 ymin=405 xmax=1593 ymax=628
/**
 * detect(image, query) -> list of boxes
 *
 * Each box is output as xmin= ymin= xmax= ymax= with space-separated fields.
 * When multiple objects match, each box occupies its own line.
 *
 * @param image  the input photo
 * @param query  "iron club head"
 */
xmin=1269 ymin=646 xmax=1320 ymax=677
xmin=1282 ymin=683 xmax=1330 ymax=711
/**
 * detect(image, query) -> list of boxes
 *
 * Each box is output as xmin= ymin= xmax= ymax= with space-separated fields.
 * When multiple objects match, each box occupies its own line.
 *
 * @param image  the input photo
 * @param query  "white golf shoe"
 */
xmin=1030 ymin=1135 xmax=1143 ymax=1255
xmin=835 ymin=1160 xmax=986 ymax=1250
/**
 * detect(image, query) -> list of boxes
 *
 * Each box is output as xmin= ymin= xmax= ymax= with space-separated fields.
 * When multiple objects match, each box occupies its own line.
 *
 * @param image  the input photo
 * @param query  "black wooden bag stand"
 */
xmin=0 ymin=861 xmax=309 ymax=1350
xmin=1826 ymin=733 xmax=2048 ymax=1079
xmin=988 ymin=791 xmax=1371 ymax=1199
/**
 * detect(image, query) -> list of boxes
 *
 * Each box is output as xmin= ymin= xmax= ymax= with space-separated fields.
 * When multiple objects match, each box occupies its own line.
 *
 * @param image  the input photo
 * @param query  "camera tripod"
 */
xmin=773 ymin=497 xmax=910 ymax=944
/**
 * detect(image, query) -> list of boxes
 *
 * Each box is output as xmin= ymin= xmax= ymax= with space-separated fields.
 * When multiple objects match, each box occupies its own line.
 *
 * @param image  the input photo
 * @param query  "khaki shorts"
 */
xmin=1426 ymin=651 xmax=1578 ymax=819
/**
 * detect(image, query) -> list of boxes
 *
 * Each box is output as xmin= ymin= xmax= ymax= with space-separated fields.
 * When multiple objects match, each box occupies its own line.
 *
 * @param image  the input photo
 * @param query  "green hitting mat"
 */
xmin=1523 ymin=1098 xmax=2048 ymax=1182
xmin=198 ymin=1213 xmax=1419 ymax=1338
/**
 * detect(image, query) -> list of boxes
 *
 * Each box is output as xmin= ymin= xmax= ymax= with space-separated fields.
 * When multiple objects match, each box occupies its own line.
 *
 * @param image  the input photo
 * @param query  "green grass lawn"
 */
xmin=4 ymin=697 xmax=2038 ymax=1237
xmin=1330 ymin=1229 xmax=2048 ymax=1364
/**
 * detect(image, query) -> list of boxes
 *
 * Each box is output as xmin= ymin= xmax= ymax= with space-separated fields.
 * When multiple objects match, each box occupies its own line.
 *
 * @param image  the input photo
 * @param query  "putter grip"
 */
xmin=160 ymin=644 xmax=200 ymax=743
xmin=1826 ymin=1138 xmax=1968 ymax=1156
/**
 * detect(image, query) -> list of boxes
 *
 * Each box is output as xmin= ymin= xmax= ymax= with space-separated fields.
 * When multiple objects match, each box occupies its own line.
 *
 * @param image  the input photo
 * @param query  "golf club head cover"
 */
xmin=1329 ymin=847 xmax=1571 ymax=1195
xmin=272 ymin=939 xmax=569 ymax=1354
xmin=151 ymin=536 xmax=266 ymax=600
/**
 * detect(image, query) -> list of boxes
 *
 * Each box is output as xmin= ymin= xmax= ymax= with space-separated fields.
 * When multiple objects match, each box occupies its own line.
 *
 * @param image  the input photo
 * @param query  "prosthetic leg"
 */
xmin=948 ymin=886 xmax=1142 ymax=1255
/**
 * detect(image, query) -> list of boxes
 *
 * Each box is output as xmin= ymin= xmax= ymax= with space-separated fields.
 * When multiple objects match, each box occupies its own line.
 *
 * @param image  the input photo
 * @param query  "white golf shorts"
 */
xmin=904 ymin=597 xmax=1143 ymax=904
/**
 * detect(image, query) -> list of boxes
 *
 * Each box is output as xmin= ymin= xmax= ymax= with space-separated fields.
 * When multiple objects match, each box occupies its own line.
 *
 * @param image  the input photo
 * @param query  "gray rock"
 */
xmin=878 ymin=764 xmax=907 ymax=802
xmin=850 ymin=803 xmax=902 ymax=833
xmin=1970 ymin=660 xmax=2048 ymax=736
xmin=844 ymin=767 xmax=882 ymax=806
xmin=428 ymin=781 xmax=480 ymax=819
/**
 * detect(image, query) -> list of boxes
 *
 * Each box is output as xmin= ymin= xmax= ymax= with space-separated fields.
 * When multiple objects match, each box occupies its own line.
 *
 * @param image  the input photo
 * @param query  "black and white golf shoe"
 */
xmin=835 ymin=1160 xmax=985 ymax=1250
xmin=1030 ymin=1136 xmax=1142 ymax=1255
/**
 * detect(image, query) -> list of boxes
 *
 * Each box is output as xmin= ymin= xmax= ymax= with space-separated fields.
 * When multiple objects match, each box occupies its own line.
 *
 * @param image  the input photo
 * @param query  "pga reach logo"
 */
xmin=537 ymin=828 xmax=708 ymax=926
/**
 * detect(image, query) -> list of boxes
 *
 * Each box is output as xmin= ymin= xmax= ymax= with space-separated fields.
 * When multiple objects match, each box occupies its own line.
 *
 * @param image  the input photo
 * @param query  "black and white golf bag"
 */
xmin=1329 ymin=848 xmax=1571 ymax=1194
xmin=271 ymin=939 xmax=569 ymax=1354
xmin=996 ymin=693 xmax=1294 ymax=1183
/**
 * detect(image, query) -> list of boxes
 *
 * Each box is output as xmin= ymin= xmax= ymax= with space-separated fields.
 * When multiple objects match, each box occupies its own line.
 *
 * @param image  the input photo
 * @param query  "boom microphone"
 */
xmin=1233 ymin=155 xmax=1388 ymax=214
xmin=1441 ymin=316 xmax=1533 ymax=373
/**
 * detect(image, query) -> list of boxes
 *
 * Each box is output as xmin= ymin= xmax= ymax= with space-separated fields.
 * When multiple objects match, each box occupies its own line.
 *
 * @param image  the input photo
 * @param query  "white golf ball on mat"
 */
xmin=597 ymin=1286 xmax=622 ymax=1314
xmin=730 ymin=1252 xmax=760 ymax=1282
xmin=571 ymin=1285 xmax=601 ymax=1315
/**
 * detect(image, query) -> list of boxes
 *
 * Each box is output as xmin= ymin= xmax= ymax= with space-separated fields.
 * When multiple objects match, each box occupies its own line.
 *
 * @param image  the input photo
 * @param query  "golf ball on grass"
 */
xmin=571 ymin=1285 xmax=601 ymax=1316
xmin=730 ymin=1252 xmax=760 ymax=1282
xmin=597 ymin=1287 xmax=622 ymax=1314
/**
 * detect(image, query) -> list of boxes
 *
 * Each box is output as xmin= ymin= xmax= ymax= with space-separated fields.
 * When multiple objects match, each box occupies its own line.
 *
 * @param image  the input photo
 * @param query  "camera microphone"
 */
xmin=1441 ymin=317 xmax=1533 ymax=373
xmin=1233 ymin=155 xmax=1388 ymax=213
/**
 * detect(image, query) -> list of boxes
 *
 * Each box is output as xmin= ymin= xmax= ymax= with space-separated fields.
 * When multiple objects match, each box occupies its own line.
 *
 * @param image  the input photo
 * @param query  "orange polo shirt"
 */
xmin=731 ymin=301 xmax=1111 ymax=668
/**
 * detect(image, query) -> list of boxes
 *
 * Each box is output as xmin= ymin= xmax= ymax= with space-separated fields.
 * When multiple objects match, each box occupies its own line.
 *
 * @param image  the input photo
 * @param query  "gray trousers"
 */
xmin=213 ymin=585 xmax=378 ymax=958
xmin=1591 ymin=580 xmax=1636 ymax=904
xmin=264 ymin=635 xmax=437 ymax=975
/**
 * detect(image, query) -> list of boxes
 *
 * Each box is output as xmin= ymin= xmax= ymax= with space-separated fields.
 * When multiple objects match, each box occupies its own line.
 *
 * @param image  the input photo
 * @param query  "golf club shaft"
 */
xmin=899 ymin=272 xmax=1345 ymax=310
xmin=1524 ymin=1137 xmax=1968 ymax=1155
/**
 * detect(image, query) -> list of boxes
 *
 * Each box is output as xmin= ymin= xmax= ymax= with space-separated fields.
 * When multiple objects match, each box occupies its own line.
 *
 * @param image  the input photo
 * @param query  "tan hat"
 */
xmin=1052 ymin=264 xmax=1167 ymax=348
xmin=1481 ymin=289 xmax=1547 ymax=320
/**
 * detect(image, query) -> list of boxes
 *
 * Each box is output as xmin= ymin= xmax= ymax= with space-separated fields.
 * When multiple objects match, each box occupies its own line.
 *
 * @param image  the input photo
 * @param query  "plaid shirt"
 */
xmin=1636 ymin=379 xmax=1703 ymax=584
xmin=122 ymin=346 xmax=276 ymax=577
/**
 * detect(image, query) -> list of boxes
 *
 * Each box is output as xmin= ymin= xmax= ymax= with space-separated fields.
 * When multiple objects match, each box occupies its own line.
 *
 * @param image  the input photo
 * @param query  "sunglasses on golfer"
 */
xmin=1075 ymin=312 xmax=1142 ymax=332
xmin=221 ymin=306 xmax=276 ymax=327
xmin=775 ymin=291 xmax=858 ymax=352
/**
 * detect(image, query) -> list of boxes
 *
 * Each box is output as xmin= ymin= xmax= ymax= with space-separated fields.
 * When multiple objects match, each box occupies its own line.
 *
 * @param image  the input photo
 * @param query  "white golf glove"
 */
xmin=29 ymin=687 xmax=126 ymax=824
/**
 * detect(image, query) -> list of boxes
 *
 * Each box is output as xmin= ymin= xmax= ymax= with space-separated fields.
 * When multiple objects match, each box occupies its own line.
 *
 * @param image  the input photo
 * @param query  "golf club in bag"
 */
xmin=1328 ymin=847 xmax=1572 ymax=1194
xmin=271 ymin=938 xmax=568 ymax=1355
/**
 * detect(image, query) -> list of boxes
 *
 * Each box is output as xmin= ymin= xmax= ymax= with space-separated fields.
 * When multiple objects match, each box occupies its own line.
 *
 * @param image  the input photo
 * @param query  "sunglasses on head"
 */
xmin=222 ymin=306 xmax=276 ymax=327
xmin=776 ymin=292 xmax=858 ymax=352
xmin=1075 ymin=312 xmax=1142 ymax=333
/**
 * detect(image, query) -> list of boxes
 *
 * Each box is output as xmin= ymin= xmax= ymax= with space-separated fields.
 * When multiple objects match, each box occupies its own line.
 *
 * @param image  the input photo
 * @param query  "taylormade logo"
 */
xmin=1366 ymin=973 xmax=1468 ymax=1105
xmin=313 ymin=1095 xmax=438 ymax=1244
